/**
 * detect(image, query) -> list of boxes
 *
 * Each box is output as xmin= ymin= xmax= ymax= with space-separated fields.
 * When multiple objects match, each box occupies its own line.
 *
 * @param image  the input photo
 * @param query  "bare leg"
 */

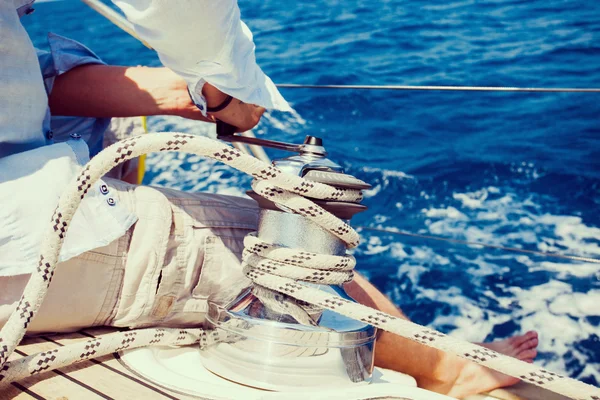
xmin=344 ymin=274 xmax=539 ymax=398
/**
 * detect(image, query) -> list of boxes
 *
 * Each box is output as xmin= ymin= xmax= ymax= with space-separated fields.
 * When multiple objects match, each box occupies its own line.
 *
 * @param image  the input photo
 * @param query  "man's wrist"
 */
xmin=148 ymin=68 xmax=213 ymax=122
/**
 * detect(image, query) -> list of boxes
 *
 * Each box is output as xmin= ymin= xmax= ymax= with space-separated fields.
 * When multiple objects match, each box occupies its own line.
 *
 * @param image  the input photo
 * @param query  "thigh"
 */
xmin=0 ymin=234 xmax=129 ymax=334
xmin=106 ymin=179 xmax=259 ymax=328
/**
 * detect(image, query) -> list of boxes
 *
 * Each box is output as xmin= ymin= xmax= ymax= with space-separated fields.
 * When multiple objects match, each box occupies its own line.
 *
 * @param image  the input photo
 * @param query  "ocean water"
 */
xmin=24 ymin=0 xmax=600 ymax=385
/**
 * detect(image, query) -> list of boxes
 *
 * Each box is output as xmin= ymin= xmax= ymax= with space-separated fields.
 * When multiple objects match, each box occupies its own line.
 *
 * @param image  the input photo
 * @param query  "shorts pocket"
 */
xmin=192 ymin=233 xmax=251 ymax=307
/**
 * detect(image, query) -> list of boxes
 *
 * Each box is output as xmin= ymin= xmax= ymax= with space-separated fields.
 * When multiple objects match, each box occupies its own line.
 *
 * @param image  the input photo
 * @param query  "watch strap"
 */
xmin=206 ymin=94 xmax=234 ymax=113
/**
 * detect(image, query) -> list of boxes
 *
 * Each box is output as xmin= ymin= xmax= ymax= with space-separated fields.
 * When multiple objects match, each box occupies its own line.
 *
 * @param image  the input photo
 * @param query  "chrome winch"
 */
xmin=199 ymin=126 xmax=375 ymax=391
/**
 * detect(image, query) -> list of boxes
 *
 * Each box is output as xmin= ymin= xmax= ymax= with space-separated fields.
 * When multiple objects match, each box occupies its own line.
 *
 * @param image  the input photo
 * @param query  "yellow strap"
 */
xmin=138 ymin=116 xmax=148 ymax=184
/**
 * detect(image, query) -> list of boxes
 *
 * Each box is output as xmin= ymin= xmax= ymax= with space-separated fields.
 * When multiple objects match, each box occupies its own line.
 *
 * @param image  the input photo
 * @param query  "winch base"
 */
xmin=118 ymin=345 xmax=457 ymax=400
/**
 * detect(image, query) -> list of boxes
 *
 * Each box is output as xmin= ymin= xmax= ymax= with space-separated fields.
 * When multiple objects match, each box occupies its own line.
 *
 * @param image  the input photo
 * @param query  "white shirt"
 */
xmin=0 ymin=0 xmax=291 ymax=276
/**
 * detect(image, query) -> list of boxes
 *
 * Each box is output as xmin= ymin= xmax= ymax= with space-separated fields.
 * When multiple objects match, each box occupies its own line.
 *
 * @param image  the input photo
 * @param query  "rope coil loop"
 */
xmin=0 ymin=133 xmax=598 ymax=400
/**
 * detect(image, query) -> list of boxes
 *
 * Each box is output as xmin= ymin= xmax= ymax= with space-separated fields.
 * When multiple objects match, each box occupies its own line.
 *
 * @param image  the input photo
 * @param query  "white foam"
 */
xmin=424 ymin=206 xmax=468 ymax=220
xmin=452 ymin=188 xmax=490 ymax=209
xmin=367 ymin=183 xmax=600 ymax=381
xmin=454 ymin=254 xmax=510 ymax=277
xmin=537 ymin=215 xmax=600 ymax=256
xmin=362 ymin=235 xmax=390 ymax=255
xmin=362 ymin=166 xmax=413 ymax=180
xmin=361 ymin=167 xmax=412 ymax=198
xmin=549 ymin=290 xmax=600 ymax=317
xmin=508 ymin=282 xmax=599 ymax=380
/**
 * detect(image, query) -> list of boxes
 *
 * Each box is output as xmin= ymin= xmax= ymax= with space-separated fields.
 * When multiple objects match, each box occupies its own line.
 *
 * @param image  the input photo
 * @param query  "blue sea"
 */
xmin=25 ymin=0 xmax=600 ymax=385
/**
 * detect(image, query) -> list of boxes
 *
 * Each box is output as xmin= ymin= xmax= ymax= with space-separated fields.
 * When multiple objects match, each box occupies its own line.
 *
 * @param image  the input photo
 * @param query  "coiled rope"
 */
xmin=0 ymin=133 xmax=598 ymax=400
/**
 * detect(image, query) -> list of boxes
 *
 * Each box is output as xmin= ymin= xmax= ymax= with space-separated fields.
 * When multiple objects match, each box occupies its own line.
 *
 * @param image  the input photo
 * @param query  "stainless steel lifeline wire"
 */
xmin=356 ymin=226 xmax=600 ymax=265
xmin=275 ymin=84 xmax=600 ymax=93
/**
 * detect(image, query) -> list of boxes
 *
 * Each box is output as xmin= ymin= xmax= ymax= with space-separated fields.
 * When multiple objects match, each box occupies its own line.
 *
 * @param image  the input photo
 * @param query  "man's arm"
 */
xmin=50 ymin=65 xmax=193 ymax=119
xmin=50 ymin=64 xmax=271 ymax=132
xmin=49 ymin=65 xmax=212 ymax=121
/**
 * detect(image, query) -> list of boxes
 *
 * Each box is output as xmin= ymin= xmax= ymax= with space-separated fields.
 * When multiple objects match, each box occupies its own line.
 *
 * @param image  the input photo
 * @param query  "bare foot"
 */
xmin=447 ymin=331 xmax=539 ymax=399
xmin=479 ymin=330 xmax=539 ymax=363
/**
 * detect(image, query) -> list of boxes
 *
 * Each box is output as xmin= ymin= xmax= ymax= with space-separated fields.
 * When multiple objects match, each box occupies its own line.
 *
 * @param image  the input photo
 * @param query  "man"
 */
xmin=0 ymin=1 xmax=538 ymax=398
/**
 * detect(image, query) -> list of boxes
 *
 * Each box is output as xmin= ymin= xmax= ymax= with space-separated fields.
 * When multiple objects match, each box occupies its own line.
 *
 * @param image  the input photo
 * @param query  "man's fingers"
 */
xmin=248 ymin=106 xmax=266 ymax=131
xmin=211 ymin=101 xmax=266 ymax=132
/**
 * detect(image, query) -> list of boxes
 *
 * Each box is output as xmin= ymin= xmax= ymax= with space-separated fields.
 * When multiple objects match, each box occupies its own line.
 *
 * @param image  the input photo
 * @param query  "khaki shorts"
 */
xmin=0 ymin=179 xmax=259 ymax=333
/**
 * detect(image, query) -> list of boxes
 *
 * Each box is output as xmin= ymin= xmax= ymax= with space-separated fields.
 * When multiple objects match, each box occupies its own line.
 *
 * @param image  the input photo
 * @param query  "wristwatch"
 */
xmin=188 ymin=87 xmax=233 ymax=113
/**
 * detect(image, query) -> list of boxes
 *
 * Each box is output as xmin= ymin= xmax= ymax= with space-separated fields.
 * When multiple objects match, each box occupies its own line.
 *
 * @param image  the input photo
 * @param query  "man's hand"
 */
xmin=203 ymin=83 xmax=266 ymax=132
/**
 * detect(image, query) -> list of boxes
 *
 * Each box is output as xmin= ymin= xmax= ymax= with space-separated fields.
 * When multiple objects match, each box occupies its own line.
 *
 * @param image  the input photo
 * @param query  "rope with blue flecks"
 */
xmin=0 ymin=133 xmax=598 ymax=400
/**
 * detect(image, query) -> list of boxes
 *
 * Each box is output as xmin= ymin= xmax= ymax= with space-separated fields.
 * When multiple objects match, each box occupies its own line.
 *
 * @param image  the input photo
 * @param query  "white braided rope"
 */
xmin=243 ymin=234 xmax=357 ymax=325
xmin=0 ymin=133 xmax=597 ymax=400
xmin=0 ymin=328 xmax=212 ymax=381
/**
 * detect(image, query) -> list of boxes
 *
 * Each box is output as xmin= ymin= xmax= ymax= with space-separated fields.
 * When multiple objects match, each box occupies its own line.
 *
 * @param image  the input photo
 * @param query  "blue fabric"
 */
xmin=0 ymin=0 xmax=49 ymax=159
xmin=37 ymin=32 xmax=111 ymax=157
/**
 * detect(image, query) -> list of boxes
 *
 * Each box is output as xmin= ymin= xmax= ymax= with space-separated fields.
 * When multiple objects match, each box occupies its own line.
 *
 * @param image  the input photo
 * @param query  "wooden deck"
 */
xmin=1 ymin=327 xmax=200 ymax=400
xmin=1 ymin=327 xmax=570 ymax=400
